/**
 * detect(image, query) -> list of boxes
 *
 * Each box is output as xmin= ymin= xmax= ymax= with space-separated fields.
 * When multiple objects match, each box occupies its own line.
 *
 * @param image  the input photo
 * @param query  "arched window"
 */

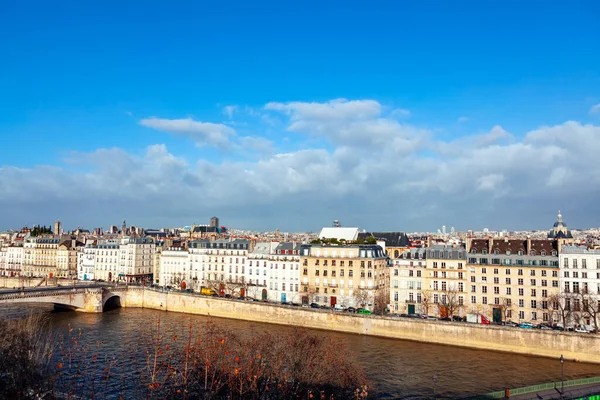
xmin=530 ymin=251 xmax=536 ymax=256
xmin=471 ymin=249 xmax=477 ymax=254
xmin=494 ymin=249 xmax=500 ymax=255
xmin=540 ymin=251 xmax=546 ymax=256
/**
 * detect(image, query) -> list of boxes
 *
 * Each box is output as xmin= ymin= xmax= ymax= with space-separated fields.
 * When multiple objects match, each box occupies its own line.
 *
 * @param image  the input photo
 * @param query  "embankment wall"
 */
xmin=121 ymin=288 xmax=600 ymax=364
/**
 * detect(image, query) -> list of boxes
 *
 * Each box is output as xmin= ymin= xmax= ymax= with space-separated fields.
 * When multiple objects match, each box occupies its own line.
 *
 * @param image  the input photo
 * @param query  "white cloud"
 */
xmin=457 ymin=116 xmax=468 ymax=123
xmin=590 ymin=104 xmax=600 ymax=115
xmin=3 ymin=100 xmax=600 ymax=231
xmin=139 ymin=117 xmax=236 ymax=149
xmin=223 ymin=105 xmax=238 ymax=119
xmin=391 ymin=108 xmax=411 ymax=118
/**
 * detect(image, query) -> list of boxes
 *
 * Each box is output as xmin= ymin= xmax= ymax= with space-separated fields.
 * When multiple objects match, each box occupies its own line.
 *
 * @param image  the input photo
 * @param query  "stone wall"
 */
xmin=120 ymin=288 xmax=600 ymax=364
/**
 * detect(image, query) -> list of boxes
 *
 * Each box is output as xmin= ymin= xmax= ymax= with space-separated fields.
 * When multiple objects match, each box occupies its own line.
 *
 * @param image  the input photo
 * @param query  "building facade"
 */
xmin=268 ymin=242 xmax=301 ymax=303
xmin=390 ymin=248 xmax=427 ymax=314
xmin=466 ymin=238 xmax=560 ymax=324
xmin=425 ymin=244 xmax=468 ymax=318
xmin=300 ymin=244 xmax=389 ymax=310
xmin=22 ymin=237 xmax=60 ymax=278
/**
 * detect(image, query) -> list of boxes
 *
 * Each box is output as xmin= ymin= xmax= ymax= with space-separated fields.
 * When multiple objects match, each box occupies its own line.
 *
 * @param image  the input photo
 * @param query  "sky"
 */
xmin=1 ymin=1 xmax=600 ymax=233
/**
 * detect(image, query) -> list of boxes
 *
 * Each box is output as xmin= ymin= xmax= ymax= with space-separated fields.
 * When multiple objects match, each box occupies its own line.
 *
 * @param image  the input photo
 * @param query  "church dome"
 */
xmin=548 ymin=210 xmax=573 ymax=239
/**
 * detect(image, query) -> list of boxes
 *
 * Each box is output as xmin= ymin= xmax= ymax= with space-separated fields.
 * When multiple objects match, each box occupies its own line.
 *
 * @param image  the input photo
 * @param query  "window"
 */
xmin=542 ymin=289 xmax=548 ymax=298
xmin=494 ymin=286 xmax=499 ymax=294
xmin=518 ymin=288 xmax=524 ymax=296
xmin=471 ymin=295 xmax=477 ymax=304
xmin=493 ymin=268 xmax=499 ymax=274
xmin=573 ymin=259 xmax=578 ymax=268
xmin=552 ymin=280 xmax=559 ymax=288
xmin=519 ymin=299 xmax=525 ymax=308
xmin=494 ymin=277 xmax=499 ymax=284
xmin=506 ymin=287 xmax=511 ymax=295
xmin=564 ymin=271 xmax=570 ymax=278
xmin=505 ymin=269 xmax=511 ymax=275
xmin=482 ymin=296 xmax=488 ymax=305
xmin=519 ymin=311 xmax=525 ymax=320
xmin=482 ymin=286 xmax=488 ymax=294
xmin=518 ymin=279 xmax=524 ymax=285
xmin=506 ymin=278 xmax=511 ymax=285
xmin=531 ymin=289 xmax=537 ymax=297
xmin=482 ymin=268 xmax=487 ymax=274
xmin=530 ymin=270 xmax=536 ymax=276
xmin=541 ymin=279 xmax=547 ymax=287
xmin=471 ymin=285 xmax=476 ymax=293
xmin=582 ymin=259 xmax=587 ymax=269
xmin=563 ymin=258 xmax=569 ymax=268
xmin=349 ymin=270 xmax=353 ymax=277
xmin=532 ymin=311 xmax=537 ymax=321
xmin=471 ymin=276 xmax=476 ymax=283
xmin=530 ymin=279 xmax=536 ymax=286
xmin=340 ymin=269 xmax=345 ymax=277
xmin=518 ymin=269 xmax=523 ymax=276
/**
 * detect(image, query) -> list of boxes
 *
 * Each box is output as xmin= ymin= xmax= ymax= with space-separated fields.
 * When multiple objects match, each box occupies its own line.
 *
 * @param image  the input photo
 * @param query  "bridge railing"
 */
xmin=483 ymin=376 xmax=600 ymax=398
xmin=0 ymin=288 xmax=100 ymax=301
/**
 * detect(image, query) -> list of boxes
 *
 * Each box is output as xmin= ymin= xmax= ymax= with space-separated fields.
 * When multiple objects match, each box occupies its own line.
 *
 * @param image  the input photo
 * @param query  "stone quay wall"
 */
xmin=120 ymin=288 xmax=600 ymax=364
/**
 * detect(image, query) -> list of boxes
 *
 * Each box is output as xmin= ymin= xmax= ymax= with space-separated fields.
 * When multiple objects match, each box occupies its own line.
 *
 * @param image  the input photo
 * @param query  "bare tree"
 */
xmin=499 ymin=298 xmax=515 ymax=322
xmin=579 ymin=291 xmax=600 ymax=333
xmin=437 ymin=288 xmax=464 ymax=319
xmin=546 ymin=293 xmax=574 ymax=331
xmin=420 ymin=290 xmax=432 ymax=316
xmin=354 ymin=288 xmax=370 ymax=309
xmin=373 ymin=287 xmax=388 ymax=315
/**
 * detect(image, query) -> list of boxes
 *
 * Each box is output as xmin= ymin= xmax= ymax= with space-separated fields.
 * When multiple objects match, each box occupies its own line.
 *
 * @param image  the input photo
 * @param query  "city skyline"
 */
xmin=2 ymin=2 xmax=600 ymax=231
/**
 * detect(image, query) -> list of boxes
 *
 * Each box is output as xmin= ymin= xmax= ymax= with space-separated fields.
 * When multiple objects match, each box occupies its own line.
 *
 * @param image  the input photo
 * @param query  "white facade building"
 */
xmin=6 ymin=245 xmax=24 ymax=277
xmin=159 ymin=247 xmax=190 ymax=288
xmin=390 ymin=248 xmax=427 ymax=314
xmin=559 ymin=246 xmax=600 ymax=328
xmin=246 ymin=242 xmax=273 ymax=299
xmin=94 ymin=241 xmax=120 ymax=281
xmin=117 ymin=237 xmax=155 ymax=283
xmin=0 ymin=247 xmax=6 ymax=277
xmin=78 ymin=242 xmax=97 ymax=281
xmin=268 ymin=242 xmax=301 ymax=303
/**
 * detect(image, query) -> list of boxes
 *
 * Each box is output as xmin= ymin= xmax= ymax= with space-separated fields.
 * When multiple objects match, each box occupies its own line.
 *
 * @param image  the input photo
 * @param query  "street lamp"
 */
xmin=560 ymin=355 xmax=564 ymax=394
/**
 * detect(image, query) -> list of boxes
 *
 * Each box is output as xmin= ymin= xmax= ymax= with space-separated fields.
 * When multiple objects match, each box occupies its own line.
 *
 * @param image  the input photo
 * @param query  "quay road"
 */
xmin=0 ymin=282 xmax=118 ymax=294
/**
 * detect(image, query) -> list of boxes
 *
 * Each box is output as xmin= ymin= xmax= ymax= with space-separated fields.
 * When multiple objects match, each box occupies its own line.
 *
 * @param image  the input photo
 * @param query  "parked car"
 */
xmin=452 ymin=316 xmax=466 ymax=322
xmin=519 ymin=322 xmax=534 ymax=329
xmin=345 ymin=307 xmax=356 ymax=313
xmin=310 ymin=302 xmax=320 ymax=309
xmin=290 ymin=302 xmax=300 ymax=307
xmin=440 ymin=317 xmax=452 ymax=322
xmin=505 ymin=321 xmax=520 ymax=327
xmin=224 ymin=294 xmax=232 ymax=299
xmin=357 ymin=308 xmax=372 ymax=315
xmin=574 ymin=326 xmax=588 ymax=334
xmin=399 ymin=314 xmax=409 ymax=318
xmin=407 ymin=313 xmax=421 ymax=318
xmin=535 ymin=324 xmax=552 ymax=330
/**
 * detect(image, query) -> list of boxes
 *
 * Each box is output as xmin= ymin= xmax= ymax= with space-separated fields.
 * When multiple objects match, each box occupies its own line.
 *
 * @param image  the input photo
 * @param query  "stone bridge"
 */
xmin=0 ymin=287 xmax=131 ymax=312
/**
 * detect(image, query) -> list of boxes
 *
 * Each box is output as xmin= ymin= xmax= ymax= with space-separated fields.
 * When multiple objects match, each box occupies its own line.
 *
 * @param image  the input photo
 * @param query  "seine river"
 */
xmin=1 ymin=304 xmax=599 ymax=399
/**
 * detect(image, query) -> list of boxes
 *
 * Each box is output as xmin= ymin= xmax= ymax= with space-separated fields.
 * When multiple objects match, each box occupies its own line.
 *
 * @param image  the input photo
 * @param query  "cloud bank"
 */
xmin=2 ymin=99 xmax=600 ymax=232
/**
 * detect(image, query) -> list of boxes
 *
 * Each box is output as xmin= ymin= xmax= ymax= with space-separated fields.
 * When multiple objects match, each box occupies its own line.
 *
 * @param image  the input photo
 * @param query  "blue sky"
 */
xmin=1 ymin=1 xmax=600 ymax=232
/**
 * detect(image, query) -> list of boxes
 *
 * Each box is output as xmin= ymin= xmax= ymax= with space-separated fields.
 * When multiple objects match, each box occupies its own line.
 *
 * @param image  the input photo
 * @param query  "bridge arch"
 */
xmin=102 ymin=293 xmax=122 ymax=311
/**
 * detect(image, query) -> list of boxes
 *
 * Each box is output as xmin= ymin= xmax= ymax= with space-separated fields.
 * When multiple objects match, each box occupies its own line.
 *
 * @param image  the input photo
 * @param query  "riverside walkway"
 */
xmin=462 ymin=376 xmax=600 ymax=400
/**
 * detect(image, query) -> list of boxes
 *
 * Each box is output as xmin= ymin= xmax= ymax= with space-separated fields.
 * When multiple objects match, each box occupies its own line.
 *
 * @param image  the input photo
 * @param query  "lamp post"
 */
xmin=560 ymin=355 xmax=564 ymax=394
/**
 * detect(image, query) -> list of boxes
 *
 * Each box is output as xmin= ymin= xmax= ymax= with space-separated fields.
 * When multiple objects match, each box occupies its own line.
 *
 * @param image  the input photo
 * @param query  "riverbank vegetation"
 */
xmin=0 ymin=315 xmax=368 ymax=399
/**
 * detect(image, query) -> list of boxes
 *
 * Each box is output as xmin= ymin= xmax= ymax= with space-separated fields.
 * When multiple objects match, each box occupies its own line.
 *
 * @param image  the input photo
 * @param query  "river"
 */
xmin=1 ymin=304 xmax=598 ymax=399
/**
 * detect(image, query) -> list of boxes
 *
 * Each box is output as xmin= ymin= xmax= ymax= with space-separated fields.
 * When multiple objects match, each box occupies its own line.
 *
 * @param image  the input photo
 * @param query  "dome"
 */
xmin=548 ymin=210 xmax=573 ymax=239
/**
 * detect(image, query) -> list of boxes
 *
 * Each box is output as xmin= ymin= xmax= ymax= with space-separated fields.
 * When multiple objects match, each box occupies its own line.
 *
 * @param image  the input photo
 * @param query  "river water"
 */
xmin=1 ymin=304 xmax=598 ymax=399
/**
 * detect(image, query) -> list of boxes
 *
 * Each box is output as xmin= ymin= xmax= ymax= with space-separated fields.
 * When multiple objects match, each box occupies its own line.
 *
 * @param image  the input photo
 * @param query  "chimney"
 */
xmin=489 ymin=237 xmax=494 ymax=254
xmin=526 ymin=236 xmax=532 ymax=254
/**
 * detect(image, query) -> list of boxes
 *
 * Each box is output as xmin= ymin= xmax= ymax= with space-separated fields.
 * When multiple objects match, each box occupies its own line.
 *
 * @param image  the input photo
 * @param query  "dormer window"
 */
xmin=494 ymin=249 xmax=500 ymax=255
xmin=506 ymin=251 xmax=511 ymax=255
xmin=540 ymin=251 xmax=546 ymax=256
xmin=518 ymin=251 xmax=523 ymax=256
xmin=530 ymin=251 xmax=536 ymax=256
xmin=552 ymin=251 xmax=557 ymax=256
xmin=482 ymin=250 xmax=487 ymax=255
xmin=471 ymin=249 xmax=477 ymax=254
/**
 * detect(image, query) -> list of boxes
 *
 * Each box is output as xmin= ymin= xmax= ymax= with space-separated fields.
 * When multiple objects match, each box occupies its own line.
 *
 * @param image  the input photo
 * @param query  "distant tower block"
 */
xmin=210 ymin=216 xmax=219 ymax=228
xmin=54 ymin=221 xmax=62 ymax=236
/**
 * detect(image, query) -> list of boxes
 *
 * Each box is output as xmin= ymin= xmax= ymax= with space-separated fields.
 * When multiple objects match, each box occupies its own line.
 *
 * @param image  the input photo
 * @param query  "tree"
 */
xmin=373 ymin=287 xmax=388 ymax=315
xmin=420 ymin=290 xmax=432 ymax=316
xmin=437 ymin=288 xmax=463 ymax=319
xmin=499 ymin=298 xmax=515 ymax=322
xmin=546 ymin=293 xmax=574 ymax=330
xmin=579 ymin=291 xmax=600 ymax=333
xmin=354 ymin=288 xmax=370 ymax=309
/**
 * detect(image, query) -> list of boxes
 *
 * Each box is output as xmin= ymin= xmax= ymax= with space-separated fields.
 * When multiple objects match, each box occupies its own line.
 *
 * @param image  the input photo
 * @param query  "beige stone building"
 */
xmin=56 ymin=237 xmax=84 ymax=278
xmin=466 ymin=238 xmax=560 ymax=323
xmin=390 ymin=248 xmax=427 ymax=314
xmin=22 ymin=237 xmax=60 ymax=278
xmin=300 ymin=244 xmax=389 ymax=310
xmin=424 ymin=244 xmax=468 ymax=318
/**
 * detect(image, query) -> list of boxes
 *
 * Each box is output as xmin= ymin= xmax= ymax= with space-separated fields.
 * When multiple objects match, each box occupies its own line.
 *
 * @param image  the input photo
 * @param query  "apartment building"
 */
xmin=56 ymin=237 xmax=83 ymax=278
xmin=78 ymin=241 xmax=97 ymax=281
xmin=246 ymin=242 xmax=274 ymax=299
xmin=425 ymin=244 xmax=468 ymax=318
xmin=189 ymin=239 xmax=250 ymax=293
xmin=22 ymin=237 xmax=60 ymax=277
xmin=5 ymin=244 xmax=24 ymax=277
xmin=559 ymin=246 xmax=600 ymax=328
xmin=268 ymin=242 xmax=301 ymax=303
xmin=118 ymin=237 xmax=155 ymax=283
xmin=300 ymin=244 xmax=389 ymax=310
xmin=0 ymin=247 xmax=6 ymax=277
xmin=94 ymin=240 xmax=120 ymax=281
xmin=466 ymin=238 xmax=560 ymax=324
xmin=159 ymin=247 xmax=190 ymax=288
xmin=390 ymin=248 xmax=427 ymax=314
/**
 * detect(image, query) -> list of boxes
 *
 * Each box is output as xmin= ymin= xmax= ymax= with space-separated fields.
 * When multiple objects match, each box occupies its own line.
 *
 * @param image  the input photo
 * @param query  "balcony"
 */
xmin=300 ymin=282 xmax=309 ymax=286
xmin=328 ymin=283 xmax=338 ymax=288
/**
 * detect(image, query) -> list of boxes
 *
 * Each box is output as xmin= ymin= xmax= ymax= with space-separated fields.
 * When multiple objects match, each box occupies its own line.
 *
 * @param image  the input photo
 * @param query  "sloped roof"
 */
xmin=358 ymin=232 xmax=411 ymax=247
